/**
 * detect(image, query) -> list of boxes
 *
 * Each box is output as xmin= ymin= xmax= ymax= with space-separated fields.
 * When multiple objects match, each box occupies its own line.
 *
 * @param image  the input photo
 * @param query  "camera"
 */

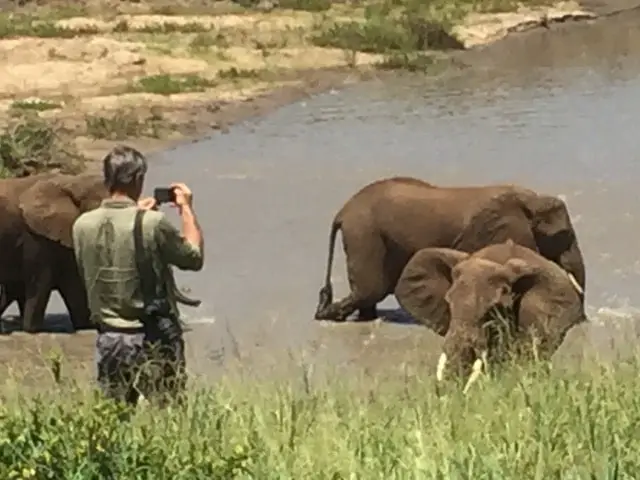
xmin=154 ymin=187 xmax=176 ymax=205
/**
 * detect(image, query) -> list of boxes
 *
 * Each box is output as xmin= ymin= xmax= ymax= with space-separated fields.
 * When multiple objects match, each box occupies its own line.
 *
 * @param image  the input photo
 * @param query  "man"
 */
xmin=72 ymin=145 xmax=204 ymax=406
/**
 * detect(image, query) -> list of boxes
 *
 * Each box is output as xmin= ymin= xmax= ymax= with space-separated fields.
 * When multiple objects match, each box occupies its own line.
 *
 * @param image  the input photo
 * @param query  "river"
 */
xmin=31 ymin=9 xmax=640 ymax=379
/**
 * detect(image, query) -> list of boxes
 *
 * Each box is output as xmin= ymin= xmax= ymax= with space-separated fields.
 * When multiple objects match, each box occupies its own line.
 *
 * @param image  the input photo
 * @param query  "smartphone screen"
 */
xmin=153 ymin=187 xmax=175 ymax=205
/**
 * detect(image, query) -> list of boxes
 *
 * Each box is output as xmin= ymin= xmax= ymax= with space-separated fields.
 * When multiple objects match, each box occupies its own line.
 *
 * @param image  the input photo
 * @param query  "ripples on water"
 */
xmin=32 ymin=11 xmax=640 ymax=375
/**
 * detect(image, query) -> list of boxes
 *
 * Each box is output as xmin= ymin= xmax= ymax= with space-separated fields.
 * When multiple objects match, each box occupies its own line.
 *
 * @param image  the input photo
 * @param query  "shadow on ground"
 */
xmin=0 ymin=314 xmax=85 ymax=335
xmin=322 ymin=307 xmax=420 ymax=325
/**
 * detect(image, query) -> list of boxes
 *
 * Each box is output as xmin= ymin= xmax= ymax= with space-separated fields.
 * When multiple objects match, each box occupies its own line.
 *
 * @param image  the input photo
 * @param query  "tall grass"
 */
xmin=2 ymin=353 xmax=640 ymax=478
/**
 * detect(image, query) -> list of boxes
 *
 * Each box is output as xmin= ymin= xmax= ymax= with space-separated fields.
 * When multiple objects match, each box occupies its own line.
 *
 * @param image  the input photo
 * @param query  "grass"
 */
xmin=85 ymin=109 xmax=166 ymax=140
xmin=10 ymin=99 xmax=63 ymax=113
xmin=0 ymin=14 xmax=100 ymax=39
xmin=2 ymin=351 xmax=640 ymax=477
xmin=128 ymin=73 xmax=218 ymax=95
xmin=0 ymin=115 xmax=85 ymax=178
xmin=311 ymin=0 xmax=467 ymax=54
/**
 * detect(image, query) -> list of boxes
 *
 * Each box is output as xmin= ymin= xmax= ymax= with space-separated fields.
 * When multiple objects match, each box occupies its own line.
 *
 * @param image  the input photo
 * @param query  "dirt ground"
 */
xmin=0 ymin=0 xmax=602 ymax=392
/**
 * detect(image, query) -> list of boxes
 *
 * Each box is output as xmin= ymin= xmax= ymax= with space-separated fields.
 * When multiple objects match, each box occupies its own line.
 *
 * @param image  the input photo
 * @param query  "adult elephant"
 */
xmin=0 ymin=173 xmax=201 ymax=333
xmin=313 ymin=177 xmax=585 ymax=322
xmin=394 ymin=239 xmax=587 ymax=394
xmin=0 ymin=173 xmax=107 ymax=332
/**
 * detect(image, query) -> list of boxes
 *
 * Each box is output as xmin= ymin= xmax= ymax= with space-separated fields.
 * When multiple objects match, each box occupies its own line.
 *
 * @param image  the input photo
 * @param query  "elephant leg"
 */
xmin=316 ymin=225 xmax=389 ymax=322
xmin=57 ymin=270 xmax=93 ymax=331
xmin=0 ymin=281 xmax=25 ymax=319
xmin=22 ymin=269 xmax=53 ymax=333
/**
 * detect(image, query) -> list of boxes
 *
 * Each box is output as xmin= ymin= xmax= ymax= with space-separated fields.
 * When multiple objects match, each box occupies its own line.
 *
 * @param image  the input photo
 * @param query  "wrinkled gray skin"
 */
xmin=314 ymin=177 xmax=586 ymax=322
xmin=394 ymin=239 xmax=587 ymax=386
xmin=0 ymin=173 xmax=200 ymax=333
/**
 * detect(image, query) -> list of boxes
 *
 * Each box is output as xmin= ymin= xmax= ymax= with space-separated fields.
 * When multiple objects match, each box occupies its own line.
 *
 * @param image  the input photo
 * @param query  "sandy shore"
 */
xmin=0 ymin=0 xmax=597 ymax=167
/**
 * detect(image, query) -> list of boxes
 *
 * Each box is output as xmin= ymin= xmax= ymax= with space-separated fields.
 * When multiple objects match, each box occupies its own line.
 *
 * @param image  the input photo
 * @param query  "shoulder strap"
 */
xmin=134 ymin=209 xmax=155 ymax=306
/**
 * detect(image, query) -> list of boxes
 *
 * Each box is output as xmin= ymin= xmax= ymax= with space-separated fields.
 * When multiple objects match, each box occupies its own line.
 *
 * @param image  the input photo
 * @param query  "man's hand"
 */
xmin=138 ymin=197 xmax=157 ymax=211
xmin=170 ymin=183 xmax=193 ymax=209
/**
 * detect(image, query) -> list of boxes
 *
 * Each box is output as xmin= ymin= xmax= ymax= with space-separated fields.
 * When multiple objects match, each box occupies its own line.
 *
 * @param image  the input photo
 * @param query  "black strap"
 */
xmin=134 ymin=209 xmax=156 ymax=306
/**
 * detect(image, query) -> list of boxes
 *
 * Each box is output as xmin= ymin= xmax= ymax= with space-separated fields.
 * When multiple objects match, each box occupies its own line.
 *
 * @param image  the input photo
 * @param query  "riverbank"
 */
xmin=0 ymin=0 xmax=596 ymax=175
xmin=2 ymin=354 xmax=639 ymax=477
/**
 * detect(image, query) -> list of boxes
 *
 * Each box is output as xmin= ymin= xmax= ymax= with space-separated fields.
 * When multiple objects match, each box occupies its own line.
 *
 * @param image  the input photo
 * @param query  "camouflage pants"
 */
xmin=95 ymin=328 xmax=186 ymax=407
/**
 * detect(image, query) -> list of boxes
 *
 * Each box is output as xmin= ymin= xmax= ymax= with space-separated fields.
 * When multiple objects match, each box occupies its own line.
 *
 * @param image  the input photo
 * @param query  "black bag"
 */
xmin=133 ymin=209 xmax=183 ymax=342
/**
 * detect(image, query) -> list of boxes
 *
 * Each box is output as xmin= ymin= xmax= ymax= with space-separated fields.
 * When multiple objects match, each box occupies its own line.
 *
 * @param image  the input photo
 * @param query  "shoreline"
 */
xmin=0 ymin=0 xmax=603 ymax=170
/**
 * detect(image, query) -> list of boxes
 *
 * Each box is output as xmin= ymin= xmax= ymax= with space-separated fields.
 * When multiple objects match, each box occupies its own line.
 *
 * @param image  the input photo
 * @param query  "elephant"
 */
xmin=394 ymin=239 xmax=587 ymax=394
xmin=313 ymin=176 xmax=586 ymax=323
xmin=0 ymin=173 xmax=201 ymax=333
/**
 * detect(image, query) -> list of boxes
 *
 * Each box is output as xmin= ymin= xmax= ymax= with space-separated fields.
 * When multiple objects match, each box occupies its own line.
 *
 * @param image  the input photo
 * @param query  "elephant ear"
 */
xmin=452 ymin=191 xmax=539 ymax=254
xmin=19 ymin=174 xmax=108 ymax=248
xmin=524 ymin=194 xmax=576 ymax=259
xmin=395 ymin=247 xmax=469 ymax=335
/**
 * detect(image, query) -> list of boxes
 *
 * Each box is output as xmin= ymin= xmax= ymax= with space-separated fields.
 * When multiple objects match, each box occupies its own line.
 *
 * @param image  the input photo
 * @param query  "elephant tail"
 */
xmin=314 ymin=218 xmax=341 ymax=319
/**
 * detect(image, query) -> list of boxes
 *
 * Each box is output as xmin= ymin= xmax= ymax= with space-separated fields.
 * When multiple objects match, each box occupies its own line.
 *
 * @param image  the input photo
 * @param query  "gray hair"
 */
xmin=102 ymin=145 xmax=148 ymax=192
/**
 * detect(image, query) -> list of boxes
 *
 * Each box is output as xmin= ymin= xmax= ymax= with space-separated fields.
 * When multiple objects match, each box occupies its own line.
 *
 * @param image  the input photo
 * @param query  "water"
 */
xmin=38 ymin=11 xmax=640 ymax=376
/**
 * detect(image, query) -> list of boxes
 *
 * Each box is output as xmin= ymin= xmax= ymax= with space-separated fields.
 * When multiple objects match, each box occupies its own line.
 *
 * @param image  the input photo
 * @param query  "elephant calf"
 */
xmin=394 ymin=239 xmax=587 ymax=394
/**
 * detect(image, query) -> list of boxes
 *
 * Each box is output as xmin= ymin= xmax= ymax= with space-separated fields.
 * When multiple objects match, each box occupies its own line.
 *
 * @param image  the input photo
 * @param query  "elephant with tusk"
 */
xmin=395 ymin=239 xmax=587 ymax=393
xmin=314 ymin=177 xmax=586 ymax=323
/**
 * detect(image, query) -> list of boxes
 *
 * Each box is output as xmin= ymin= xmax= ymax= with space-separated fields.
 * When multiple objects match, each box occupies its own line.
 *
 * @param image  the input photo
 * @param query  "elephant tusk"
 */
xmin=567 ymin=273 xmax=583 ymax=296
xmin=436 ymin=352 xmax=447 ymax=381
xmin=462 ymin=357 xmax=484 ymax=395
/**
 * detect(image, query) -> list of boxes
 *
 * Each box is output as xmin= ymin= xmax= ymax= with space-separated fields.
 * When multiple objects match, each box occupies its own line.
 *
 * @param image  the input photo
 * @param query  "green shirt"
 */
xmin=72 ymin=198 xmax=203 ymax=330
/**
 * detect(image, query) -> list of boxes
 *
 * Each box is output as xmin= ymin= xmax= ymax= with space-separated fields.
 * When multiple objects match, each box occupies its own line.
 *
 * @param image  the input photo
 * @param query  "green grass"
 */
xmin=85 ymin=109 xmax=166 ymax=140
xmin=128 ymin=73 xmax=218 ymax=95
xmin=312 ymin=0 xmax=467 ymax=55
xmin=112 ymin=19 xmax=214 ymax=34
xmin=10 ymin=99 xmax=62 ymax=112
xmin=0 ymin=116 xmax=84 ymax=177
xmin=2 ymin=353 xmax=640 ymax=477
xmin=0 ymin=14 xmax=100 ymax=39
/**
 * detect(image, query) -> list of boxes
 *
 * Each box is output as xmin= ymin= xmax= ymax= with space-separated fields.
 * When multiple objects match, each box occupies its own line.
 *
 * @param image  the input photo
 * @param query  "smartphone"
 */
xmin=153 ymin=187 xmax=176 ymax=205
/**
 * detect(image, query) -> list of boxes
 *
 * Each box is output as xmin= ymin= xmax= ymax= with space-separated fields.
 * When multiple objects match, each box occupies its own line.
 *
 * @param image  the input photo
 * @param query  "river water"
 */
xmin=35 ymin=11 xmax=640 ymax=378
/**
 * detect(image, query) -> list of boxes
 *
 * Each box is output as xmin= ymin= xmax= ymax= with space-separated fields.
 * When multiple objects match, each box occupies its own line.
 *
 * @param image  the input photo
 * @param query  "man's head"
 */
xmin=102 ymin=145 xmax=148 ymax=200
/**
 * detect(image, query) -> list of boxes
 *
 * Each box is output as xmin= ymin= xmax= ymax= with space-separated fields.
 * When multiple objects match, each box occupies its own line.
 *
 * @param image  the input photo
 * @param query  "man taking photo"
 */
xmin=72 ymin=145 xmax=204 ymax=407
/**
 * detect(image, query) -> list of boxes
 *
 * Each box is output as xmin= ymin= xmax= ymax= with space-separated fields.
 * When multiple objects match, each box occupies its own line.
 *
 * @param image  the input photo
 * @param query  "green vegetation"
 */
xmin=312 ymin=0 xmax=467 ymax=55
xmin=128 ymin=73 xmax=218 ymax=95
xmin=85 ymin=109 xmax=166 ymax=140
xmin=112 ymin=19 xmax=213 ymax=34
xmin=10 ymin=99 xmax=62 ymax=113
xmin=0 ymin=14 xmax=100 ymax=39
xmin=0 ymin=116 xmax=84 ymax=178
xmin=2 ymin=354 xmax=640 ymax=477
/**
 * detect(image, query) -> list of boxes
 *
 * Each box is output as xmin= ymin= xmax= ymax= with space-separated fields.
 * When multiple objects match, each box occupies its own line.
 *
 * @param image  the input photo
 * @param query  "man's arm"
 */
xmin=179 ymin=203 xmax=203 ymax=252
xmin=156 ymin=214 xmax=204 ymax=272
xmin=172 ymin=182 xmax=204 ymax=256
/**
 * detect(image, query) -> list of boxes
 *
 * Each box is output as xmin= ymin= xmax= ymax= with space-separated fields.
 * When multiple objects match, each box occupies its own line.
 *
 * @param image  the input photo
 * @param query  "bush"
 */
xmin=312 ymin=0 xmax=466 ymax=54
xmin=0 ymin=116 xmax=84 ymax=178
xmin=2 ymin=356 xmax=640 ymax=477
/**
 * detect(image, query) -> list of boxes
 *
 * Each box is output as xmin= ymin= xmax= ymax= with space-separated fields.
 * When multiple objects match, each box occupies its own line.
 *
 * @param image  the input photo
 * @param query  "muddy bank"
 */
xmin=0 ymin=0 xmax=600 ymax=170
